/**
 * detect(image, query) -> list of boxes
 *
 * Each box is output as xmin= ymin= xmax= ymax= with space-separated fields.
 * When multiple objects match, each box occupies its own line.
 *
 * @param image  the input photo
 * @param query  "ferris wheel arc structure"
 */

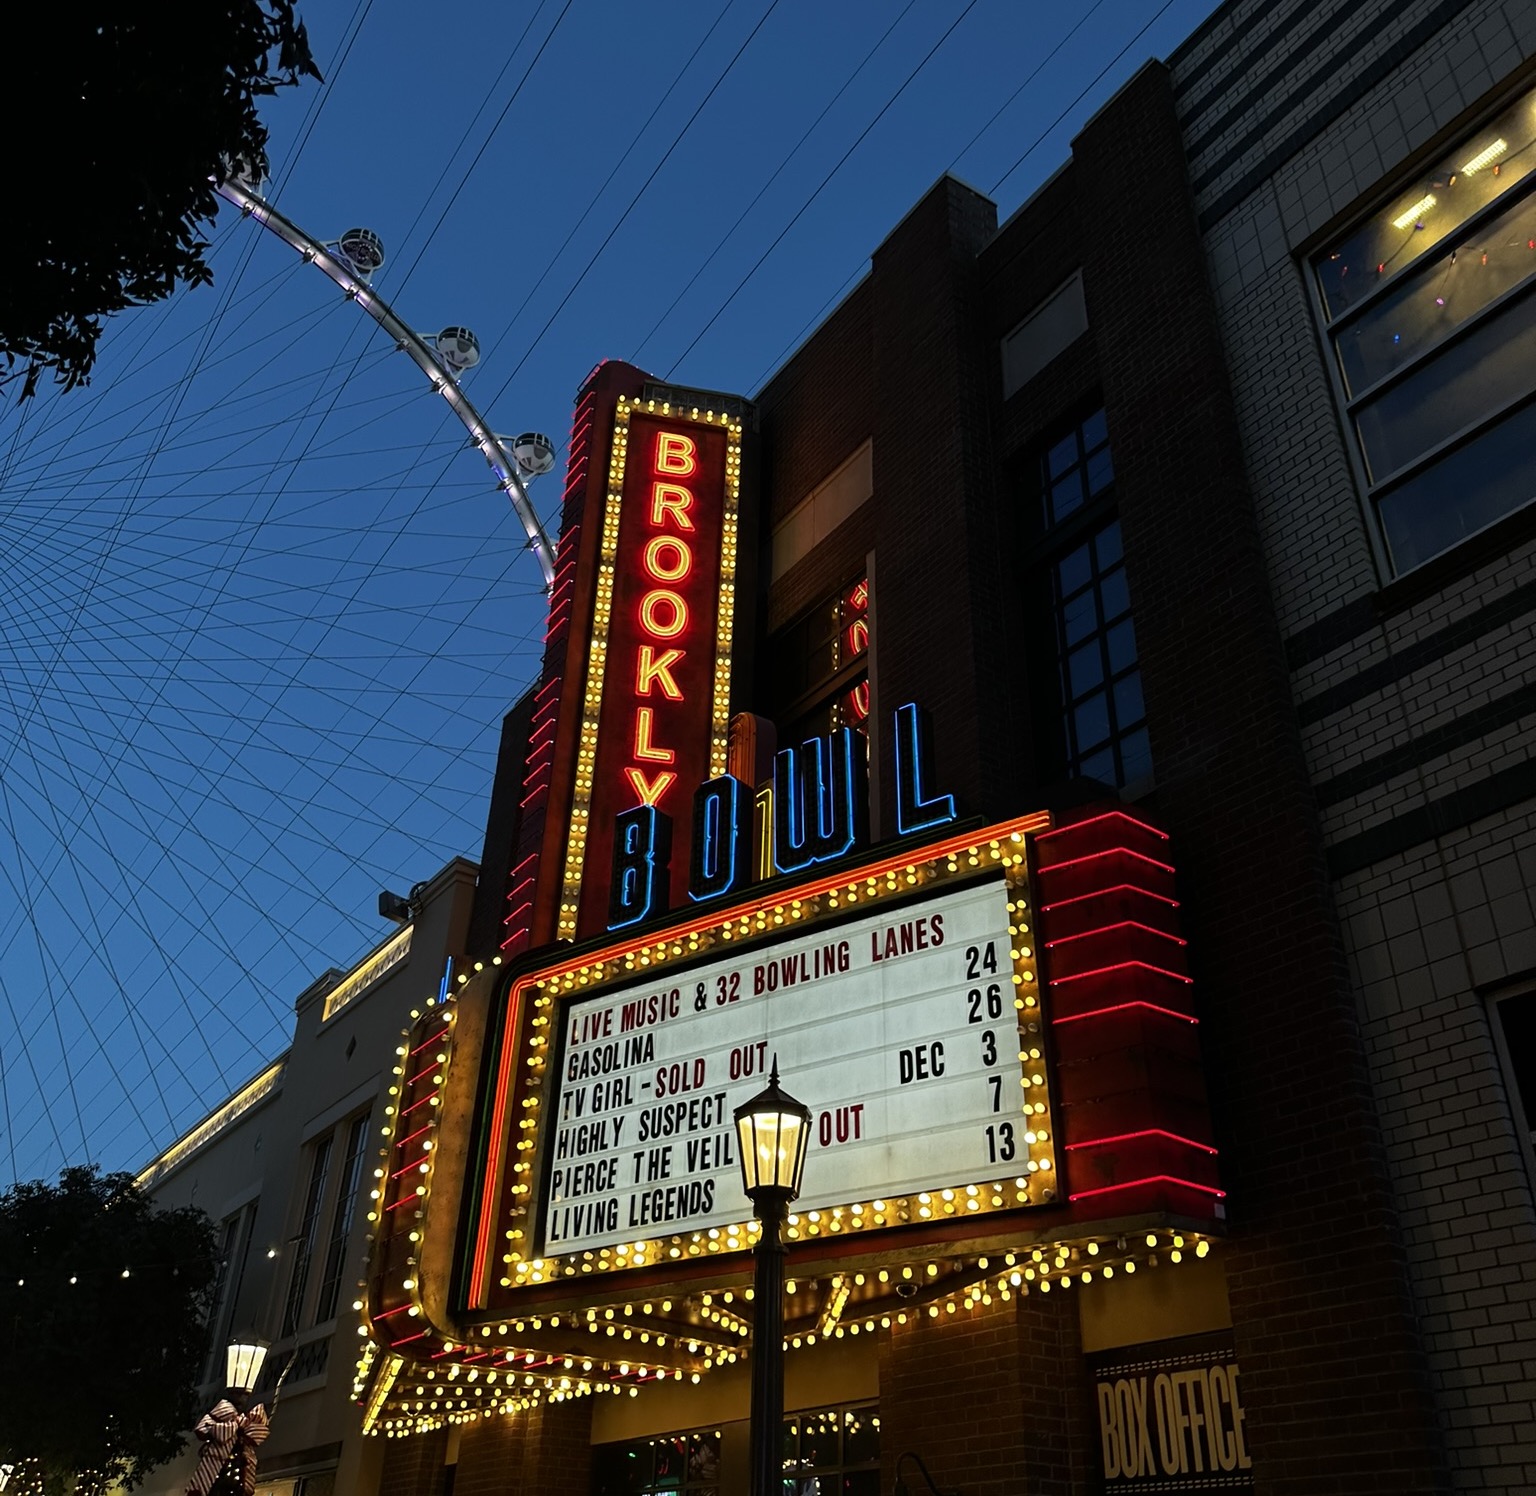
xmin=215 ymin=173 xmax=559 ymax=592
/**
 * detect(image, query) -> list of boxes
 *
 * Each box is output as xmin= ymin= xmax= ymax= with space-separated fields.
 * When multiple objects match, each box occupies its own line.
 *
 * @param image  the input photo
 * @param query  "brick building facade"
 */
xmin=150 ymin=0 xmax=1536 ymax=1492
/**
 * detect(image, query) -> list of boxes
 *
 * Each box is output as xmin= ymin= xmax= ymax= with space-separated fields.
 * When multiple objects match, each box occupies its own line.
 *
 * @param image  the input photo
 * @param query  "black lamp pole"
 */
xmin=747 ymin=1184 xmax=791 ymax=1496
xmin=734 ymin=1062 xmax=811 ymax=1496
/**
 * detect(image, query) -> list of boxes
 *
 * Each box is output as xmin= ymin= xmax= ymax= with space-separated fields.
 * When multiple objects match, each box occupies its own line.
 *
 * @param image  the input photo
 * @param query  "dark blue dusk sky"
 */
xmin=0 ymin=0 xmax=1217 ymax=1183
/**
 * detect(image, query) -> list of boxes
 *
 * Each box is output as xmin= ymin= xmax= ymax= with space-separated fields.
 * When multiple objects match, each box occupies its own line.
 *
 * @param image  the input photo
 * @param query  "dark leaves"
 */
xmin=0 ymin=1167 xmax=220 ymax=1493
xmin=0 ymin=1 xmax=322 ymax=398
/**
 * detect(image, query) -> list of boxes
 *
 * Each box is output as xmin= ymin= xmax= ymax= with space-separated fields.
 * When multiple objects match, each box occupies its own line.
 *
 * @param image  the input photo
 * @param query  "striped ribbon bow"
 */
xmin=185 ymin=1400 xmax=270 ymax=1496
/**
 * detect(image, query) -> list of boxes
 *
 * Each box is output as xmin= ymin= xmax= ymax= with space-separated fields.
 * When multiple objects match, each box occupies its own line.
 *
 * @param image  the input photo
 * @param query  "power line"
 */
xmin=662 ymin=0 xmax=983 ymax=377
xmin=479 ymin=0 xmax=788 ymax=413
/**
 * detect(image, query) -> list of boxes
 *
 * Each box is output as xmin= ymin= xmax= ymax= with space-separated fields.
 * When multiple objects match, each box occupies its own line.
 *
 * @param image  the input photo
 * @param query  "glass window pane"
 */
xmin=282 ymin=1135 xmax=332 ymax=1336
xmin=1051 ymin=474 xmax=1083 ymax=521
xmin=801 ymin=1410 xmax=840 ymax=1468
xmin=1047 ymin=431 xmax=1079 ymax=477
xmin=1056 ymin=543 xmax=1092 ymax=597
xmin=1061 ymin=588 xmax=1097 ymax=644
xmin=842 ymin=1409 xmax=879 ymax=1465
xmin=1378 ymin=394 xmax=1536 ymax=570
xmin=1099 ymin=567 xmax=1131 ymax=621
xmin=1085 ymin=445 xmax=1114 ymax=496
xmin=1495 ymin=990 xmax=1536 ymax=1135
xmin=689 ymin=1432 xmax=722 ymax=1485
xmin=1354 ymin=282 xmax=1536 ymax=479
xmin=1068 ymin=641 xmax=1104 ymax=697
xmin=1094 ymin=520 xmax=1123 ymax=567
xmin=1087 ymin=445 xmax=1112 ymax=497
xmin=1082 ymin=408 xmax=1109 ymax=451
xmin=593 ymin=1445 xmax=648 ymax=1496
xmin=314 ymin=1113 xmax=369 ymax=1324
xmin=842 ymin=1476 xmax=881 ymax=1496
xmin=1079 ymin=746 xmax=1115 ymax=782
xmin=1114 ymin=672 xmax=1145 ymax=726
xmin=652 ymin=1437 xmax=687 ymax=1481
xmin=1075 ymin=693 xmax=1110 ymax=750
xmin=1106 ymin=618 xmax=1138 ymax=673
xmin=1120 ymin=727 xmax=1153 ymax=783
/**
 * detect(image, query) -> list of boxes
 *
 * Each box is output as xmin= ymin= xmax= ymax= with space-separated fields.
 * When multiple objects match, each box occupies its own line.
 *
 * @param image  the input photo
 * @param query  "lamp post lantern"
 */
xmin=734 ymin=1062 xmax=812 ymax=1496
xmin=224 ymin=1339 xmax=269 ymax=1395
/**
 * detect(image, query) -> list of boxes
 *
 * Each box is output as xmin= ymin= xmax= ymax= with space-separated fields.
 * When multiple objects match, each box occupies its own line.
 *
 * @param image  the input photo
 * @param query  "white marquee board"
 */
xmin=542 ymin=877 xmax=1030 ymax=1255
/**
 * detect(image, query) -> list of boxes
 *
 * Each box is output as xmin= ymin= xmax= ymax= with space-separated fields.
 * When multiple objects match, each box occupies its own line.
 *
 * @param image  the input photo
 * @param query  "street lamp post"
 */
xmin=734 ymin=1062 xmax=812 ymax=1496
xmin=185 ymin=1339 xmax=272 ymax=1496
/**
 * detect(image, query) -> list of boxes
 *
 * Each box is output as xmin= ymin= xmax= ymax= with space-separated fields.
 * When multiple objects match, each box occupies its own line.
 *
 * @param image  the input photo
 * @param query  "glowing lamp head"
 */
xmin=225 ymin=1338 xmax=269 ymax=1394
xmin=733 ymin=1061 xmax=811 ymax=1203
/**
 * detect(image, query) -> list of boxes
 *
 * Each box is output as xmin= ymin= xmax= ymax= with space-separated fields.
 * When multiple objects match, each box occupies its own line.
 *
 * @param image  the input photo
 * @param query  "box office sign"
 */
xmin=1090 ymin=1332 xmax=1252 ymax=1494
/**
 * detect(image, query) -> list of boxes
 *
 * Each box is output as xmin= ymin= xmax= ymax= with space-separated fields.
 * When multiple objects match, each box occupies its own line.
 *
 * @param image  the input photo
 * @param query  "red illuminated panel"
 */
xmin=1033 ymin=808 xmax=1223 ymax=1218
xmin=572 ymin=411 xmax=734 ymax=937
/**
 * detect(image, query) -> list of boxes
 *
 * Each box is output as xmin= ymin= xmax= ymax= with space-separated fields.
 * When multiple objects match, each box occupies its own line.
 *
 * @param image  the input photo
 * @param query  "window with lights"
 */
xmin=781 ymin=1404 xmax=881 ymax=1496
xmin=592 ymin=1425 xmax=723 ymax=1496
xmin=1312 ymin=83 xmax=1536 ymax=571
xmin=591 ymin=1404 xmax=880 ymax=1496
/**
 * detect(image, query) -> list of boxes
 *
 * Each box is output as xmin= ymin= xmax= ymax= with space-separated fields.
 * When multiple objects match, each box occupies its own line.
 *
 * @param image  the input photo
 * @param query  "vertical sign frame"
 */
xmin=556 ymin=398 xmax=743 ymax=940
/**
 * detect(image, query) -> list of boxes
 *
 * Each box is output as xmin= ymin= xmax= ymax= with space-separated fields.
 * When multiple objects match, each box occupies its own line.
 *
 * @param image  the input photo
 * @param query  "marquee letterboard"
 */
xmin=541 ymin=876 xmax=1041 ymax=1255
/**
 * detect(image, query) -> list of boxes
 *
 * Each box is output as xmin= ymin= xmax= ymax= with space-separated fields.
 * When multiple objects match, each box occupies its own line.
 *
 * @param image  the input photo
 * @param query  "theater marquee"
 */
xmin=543 ymin=876 xmax=1041 ymax=1256
xmin=465 ymin=814 xmax=1055 ymax=1311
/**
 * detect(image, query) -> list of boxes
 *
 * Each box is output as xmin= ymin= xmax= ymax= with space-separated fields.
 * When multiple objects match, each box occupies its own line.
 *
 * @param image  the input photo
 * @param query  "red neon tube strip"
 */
xmin=1052 ymin=1000 xmax=1196 ymax=1025
xmin=1039 ymin=846 xmax=1176 ymax=875
xmin=1068 ymin=1175 xmax=1226 ymax=1202
xmin=1034 ymin=808 xmax=1169 ymax=842
xmin=1050 ymin=959 xmax=1192 ymax=986
xmin=1064 ymin=1128 xmax=1218 ymax=1154
xmin=1040 ymin=882 xmax=1180 ymax=913
xmin=1044 ymin=920 xmax=1186 ymax=949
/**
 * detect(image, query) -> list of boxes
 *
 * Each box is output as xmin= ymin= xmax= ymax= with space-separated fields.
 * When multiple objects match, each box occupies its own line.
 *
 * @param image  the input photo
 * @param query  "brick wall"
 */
xmin=377 ymin=1428 xmax=447 ymax=1496
xmin=878 ymin=1293 xmax=1091 ymax=1496
xmin=453 ymin=1400 xmax=592 ymax=1496
xmin=758 ymin=285 xmax=875 ymax=534
xmin=865 ymin=177 xmax=1029 ymax=827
